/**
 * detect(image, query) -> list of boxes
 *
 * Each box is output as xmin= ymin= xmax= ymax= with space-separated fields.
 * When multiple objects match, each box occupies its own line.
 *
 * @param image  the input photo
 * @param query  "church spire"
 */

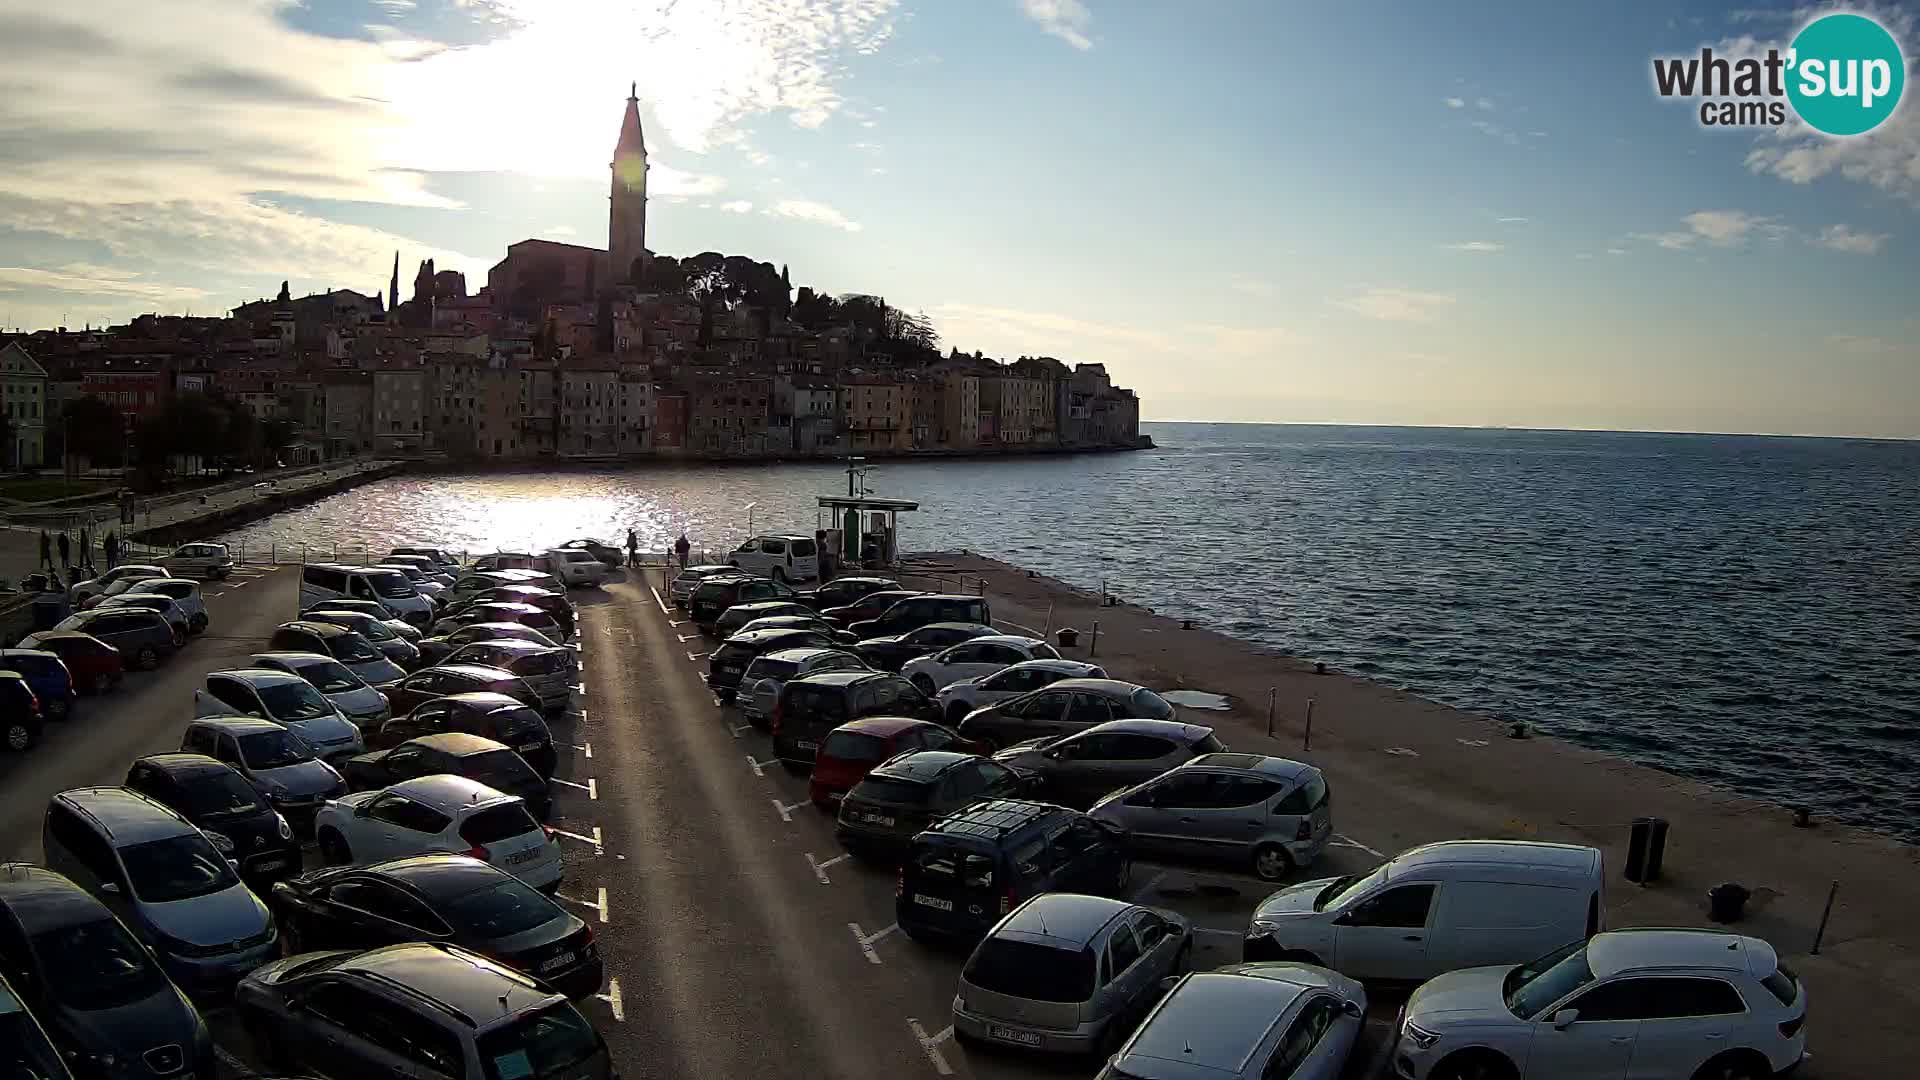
xmin=388 ymin=252 xmax=399 ymax=314
xmin=609 ymin=84 xmax=649 ymax=287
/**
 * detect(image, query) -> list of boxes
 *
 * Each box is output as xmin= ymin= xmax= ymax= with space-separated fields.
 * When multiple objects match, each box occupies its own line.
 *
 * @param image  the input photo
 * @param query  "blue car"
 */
xmin=0 ymin=649 xmax=73 ymax=721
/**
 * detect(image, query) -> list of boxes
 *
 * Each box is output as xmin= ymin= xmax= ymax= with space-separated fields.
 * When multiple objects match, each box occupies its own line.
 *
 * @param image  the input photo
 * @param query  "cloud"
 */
xmin=718 ymin=200 xmax=753 ymax=213
xmin=1331 ymin=288 xmax=1456 ymax=322
xmin=1606 ymin=247 xmax=1629 ymax=255
xmin=1496 ymin=216 xmax=1528 ymax=223
xmin=541 ymin=224 xmax=577 ymax=237
xmin=1447 ymin=241 xmax=1503 ymax=253
xmin=769 ymin=198 xmax=862 ymax=231
xmin=1444 ymin=97 xmax=1465 ymax=109
xmin=1636 ymin=209 xmax=1783 ymax=250
xmin=926 ymin=302 xmax=1306 ymax=360
xmin=647 ymin=162 xmax=728 ymax=197
xmin=1475 ymin=97 xmax=1494 ymax=110
xmin=1227 ymin=275 xmax=1277 ymax=297
xmin=1470 ymin=119 xmax=1520 ymax=145
xmin=1814 ymin=224 xmax=1888 ymax=255
xmin=0 ymin=265 xmax=211 ymax=306
xmin=1018 ymin=0 xmax=1093 ymax=50
xmin=1826 ymin=333 xmax=1907 ymax=355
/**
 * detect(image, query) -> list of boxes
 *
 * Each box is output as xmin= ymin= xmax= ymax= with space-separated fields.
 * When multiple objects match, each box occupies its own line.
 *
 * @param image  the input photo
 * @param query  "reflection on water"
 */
xmin=218 ymin=423 xmax=1920 ymax=840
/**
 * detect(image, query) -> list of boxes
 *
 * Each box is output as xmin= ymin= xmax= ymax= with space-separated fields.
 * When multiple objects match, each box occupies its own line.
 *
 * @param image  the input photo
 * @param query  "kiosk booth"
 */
xmin=816 ymin=496 xmax=919 ymax=573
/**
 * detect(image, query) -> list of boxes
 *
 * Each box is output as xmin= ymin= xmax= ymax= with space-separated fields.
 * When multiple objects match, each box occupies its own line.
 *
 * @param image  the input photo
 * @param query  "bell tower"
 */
xmin=609 ymin=83 xmax=649 ymax=288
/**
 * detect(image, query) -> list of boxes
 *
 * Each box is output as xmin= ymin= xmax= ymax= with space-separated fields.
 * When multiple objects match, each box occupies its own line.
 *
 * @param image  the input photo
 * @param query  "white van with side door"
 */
xmin=1242 ymin=840 xmax=1604 ymax=983
xmin=728 ymin=534 xmax=820 ymax=583
xmin=543 ymin=548 xmax=607 ymax=587
xmin=299 ymin=563 xmax=434 ymax=627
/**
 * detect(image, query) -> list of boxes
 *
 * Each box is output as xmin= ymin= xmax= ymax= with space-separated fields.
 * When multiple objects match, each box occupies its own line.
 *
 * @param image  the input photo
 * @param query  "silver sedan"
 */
xmin=1101 ymin=962 xmax=1367 ymax=1080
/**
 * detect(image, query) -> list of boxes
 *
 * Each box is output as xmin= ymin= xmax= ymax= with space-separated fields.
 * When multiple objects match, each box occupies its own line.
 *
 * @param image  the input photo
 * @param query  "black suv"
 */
xmin=797 ymin=576 xmax=900 ymax=611
xmin=770 ymin=670 xmax=942 ymax=767
xmin=848 ymin=594 xmax=993 ymax=640
xmin=340 ymin=733 xmax=551 ymax=819
xmin=0 ymin=863 xmax=215 ymax=1080
xmin=896 ymin=799 xmax=1130 ymax=943
xmin=123 ymin=754 xmax=302 ymax=888
xmin=835 ymin=751 xmax=1034 ymax=858
xmin=688 ymin=577 xmax=797 ymax=632
xmin=707 ymin=627 xmax=841 ymax=700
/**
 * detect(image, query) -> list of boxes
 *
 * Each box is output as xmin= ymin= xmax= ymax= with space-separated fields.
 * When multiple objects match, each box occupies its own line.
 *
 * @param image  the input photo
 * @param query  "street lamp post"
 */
xmin=743 ymin=502 xmax=758 ymax=537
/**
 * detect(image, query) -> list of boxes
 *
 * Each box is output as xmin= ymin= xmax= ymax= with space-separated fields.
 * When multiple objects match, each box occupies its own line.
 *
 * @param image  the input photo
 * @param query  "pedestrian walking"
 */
xmin=56 ymin=531 xmax=71 ymax=572
xmin=78 ymin=525 xmax=92 ymax=576
xmin=674 ymin=533 xmax=690 ymax=568
xmin=625 ymin=528 xmax=639 ymax=569
xmin=104 ymin=530 xmax=119 ymax=569
xmin=38 ymin=530 xmax=51 ymax=572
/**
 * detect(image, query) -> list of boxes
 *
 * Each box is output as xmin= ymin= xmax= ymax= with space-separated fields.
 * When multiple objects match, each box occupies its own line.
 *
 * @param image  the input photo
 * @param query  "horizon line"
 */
xmin=1138 ymin=418 xmax=1920 ymax=443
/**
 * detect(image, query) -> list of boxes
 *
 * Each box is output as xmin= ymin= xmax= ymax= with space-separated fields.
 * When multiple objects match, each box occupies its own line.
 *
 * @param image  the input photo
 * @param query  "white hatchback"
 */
xmin=314 ymin=774 xmax=563 ymax=891
xmin=1393 ymin=928 xmax=1807 ymax=1080
xmin=932 ymin=658 xmax=1107 ymax=725
xmin=124 ymin=577 xmax=209 ymax=634
xmin=900 ymin=634 xmax=1062 ymax=695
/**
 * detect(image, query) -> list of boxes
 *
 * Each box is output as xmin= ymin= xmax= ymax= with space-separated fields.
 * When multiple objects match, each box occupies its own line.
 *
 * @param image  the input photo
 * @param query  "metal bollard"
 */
xmin=1303 ymin=698 xmax=1316 ymax=751
xmin=1088 ymin=620 xmax=1100 ymax=658
xmin=1265 ymin=687 xmax=1278 ymax=738
xmin=1811 ymin=880 xmax=1839 ymax=954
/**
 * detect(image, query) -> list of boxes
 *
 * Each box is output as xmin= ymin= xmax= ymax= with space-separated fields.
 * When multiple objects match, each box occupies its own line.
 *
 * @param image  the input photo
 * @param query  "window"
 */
xmin=1761 ymin=965 xmax=1800 ymax=1006
xmin=1275 ymin=775 xmax=1330 ymax=814
xmin=1065 ymin=693 xmax=1112 ymax=727
xmin=1104 ymin=734 xmax=1178 ymax=761
xmin=1219 ymin=776 xmax=1284 ymax=807
xmin=355 ymin=1000 xmax=462 ymax=1076
xmin=966 ymin=939 xmax=1095 ymax=1003
xmin=1565 ymin=978 xmax=1664 ymax=1022
xmin=1264 ymin=998 xmax=1339 ymax=1080
xmin=1133 ymin=911 xmax=1171 ymax=950
xmin=1134 ymin=773 xmax=1221 ymax=809
xmin=943 ymin=763 xmax=991 ymax=803
xmin=1106 ymin=923 xmax=1142 ymax=980
xmin=368 ymin=795 xmax=452 ymax=834
xmin=1343 ymin=884 xmax=1435 ymax=929
xmin=1013 ymin=691 xmax=1070 ymax=722
xmin=1638 ymin=978 xmax=1747 ymax=1019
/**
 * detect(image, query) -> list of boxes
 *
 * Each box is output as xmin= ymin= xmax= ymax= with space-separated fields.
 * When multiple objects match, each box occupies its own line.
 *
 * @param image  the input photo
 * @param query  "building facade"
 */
xmin=0 ymin=343 xmax=47 ymax=468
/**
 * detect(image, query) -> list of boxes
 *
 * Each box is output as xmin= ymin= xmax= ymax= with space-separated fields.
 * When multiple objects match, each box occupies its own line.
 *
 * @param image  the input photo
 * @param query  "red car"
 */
xmin=808 ymin=716 xmax=978 ymax=808
xmin=13 ymin=630 xmax=124 ymax=694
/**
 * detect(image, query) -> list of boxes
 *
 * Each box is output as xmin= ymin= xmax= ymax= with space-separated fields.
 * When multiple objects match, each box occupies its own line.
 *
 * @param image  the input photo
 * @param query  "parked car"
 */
xmin=302 ymin=598 xmax=421 ymax=643
xmin=997 ymin=719 xmax=1226 ymax=806
xmin=472 ymin=551 xmax=543 ymax=573
xmin=314 ymin=774 xmax=560 ymax=890
xmin=12 ymin=630 xmax=123 ymax=695
xmin=382 ymin=663 xmax=543 ymax=716
xmin=671 ymin=565 xmax=748 ymax=606
xmin=453 ymin=585 xmax=575 ymax=638
xmin=238 ymin=943 xmax=615 ymax=1079
xmin=379 ymin=553 xmax=455 ymax=586
xmin=271 ymin=856 xmax=600 ymax=998
xmin=66 ymin=564 xmax=168 ymax=606
xmin=299 ymin=563 xmax=433 ymax=627
xmin=448 ymin=570 xmax=539 ymax=603
xmin=955 ymin=893 xmax=1190 ymax=1056
xmin=819 ymin=588 xmax=925 ymax=627
xmin=808 ymin=716 xmax=971 ymax=806
xmin=115 ymin=579 xmax=208 ymax=634
xmin=959 ymin=678 xmax=1179 ymax=749
xmin=374 ymin=563 xmax=447 ymax=600
xmin=193 ymin=669 xmax=365 ymax=761
xmin=0 ymin=648 xmax=75 ymax=720
xmin=1091 ymin=753 xmax=1329 ymax=881
xmin=0 ymin=969 xmax=73 ymax=1080
xmin=835 ymin=750 xmax=1031 ymax=856
xmin=897 ymin=799 xmax=1130 ymax=943
xmin=51 ymin=609 xmax=177 ymax=669
xmin=489 ymin=567 xmax=570 ymax=595
xmin=707 ymin=627 xmax=843 ymax=700
xmin=543 ymin=548 xmax=607 ymax=588
xmin=1105 ymin=962 xmax=1368 ymax=1080
xmin=388 ymin=546 xmax=462 ymax=573
xmin=43 ymin=787 xmax=278 ymax=996
xmin=688 ymin=576 xmax=799 ymax=631
xmin=795 ymin=575 xmax=899 ymax=611
xmin=158 ymin=542 xmax=235 ymax=581
xmin=769 ymin=670 xmax=943 ymax=766
xmin=298 ymin=608 xmax=423 ymax=668
xmin=854 ymin=621 xmax=999 ymax=672
xmin=1393 ymin=929 xmax=1806 ymax=1080
xmin=123 ymin=754 xmax=301 ymax=888
xmin=739 ymin=647 xmax=868 ymax=728
xmin=338 ymin=732 xmax=551 ymax=819
xmin=373 ymin=692 xmax=557 ymax=776
xmin=558 ymin=538 xmax=624 ymax=567
xmin=416 ymin=621 xmax=559 ymax=667
xmin=726 ymin=533 xmax=820 ymax=583
xmin=429 ymin=602 xmax=564 ymax=644
xmin=1242 ymin=840 xmax=1606 ymax=979
xmin=442 ymin=641 xmax=576 ymax=712
xmin=713 ymin=600 xmax=816 ymax=641
xmin=248 ymin=651 xmax=392 ymax=731
xmin=91 ymin=594 xmax=188 ymax=641
xmin=900 ymin=634 xmax=1062 ymax=695
xmin=848 ymin=593 xmax=993 ymax=640
xmin=733 ymin=614 xmax=854 ymax=641
xmin=0 ymin=863 xmax=214 ymax=1080
xmin=266 ymin=621 xmax=407 ymax=687
xmin=0 ymin=671 xmax=43 ymax=752
xmin=80 ymin=573 xmax=178 ymax=610
xmin=179 ymin=716 xmax=347 ymax=835
xmin=933 ymin=658 xmax=1108 ymax=724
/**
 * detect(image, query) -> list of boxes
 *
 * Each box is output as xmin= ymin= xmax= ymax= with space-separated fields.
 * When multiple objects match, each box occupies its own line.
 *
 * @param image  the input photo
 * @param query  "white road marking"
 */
xmin=806 ymin=851 xmax=849 ymax=884
xmin=849 ymin=921 xmax=899 ymax=964
xmin=556 ymin=887 xmax=609 ymax=923
xmin=1456 ymin=738 xmax=1489 ymax=747
xmin=998 ymin=618 xmax=1043 ymax=637
xmin=668 ymin=618 xmax=686 ymax=627
xmin=567 ymin=741 xmax=593 ymax=758
xmin=649 ymin=585 xmax=670 ymax=615
xmin=550 ymin=825 xmax=605 ymax=854
xmin=746 ymin=755 xmax=775 ymax=778
xmin=677 ymin=633 xmax=702 ymax=643
xmin=573 ymin=683 xmax=588 ymax=696
xmin=551 ymin=777 xmax=597 ymax=799
xmin=711 ymin=694 xmax=724 ymax=708
xmin=1384 ymin=746 xmax=1418 ymax=757
xmin=596 ymin=978 xmax=625 ymax=1021
xmin=771 ymin=797 xmax=809 ymax=822
xmin=687 ymin=650 xmax=709 ymax=661
xmin=227 ymin=579 xmax=250 ymax=589
xmin=908 ymin=1019 xmax=955 ymax=1076
xmin=730 ymin=722 xmax=754 ymax=737
xmin=1332 ymin=833 xmax=1385 ymax=858
xmin=1128 ymin=870 xmax=1169 ymax=901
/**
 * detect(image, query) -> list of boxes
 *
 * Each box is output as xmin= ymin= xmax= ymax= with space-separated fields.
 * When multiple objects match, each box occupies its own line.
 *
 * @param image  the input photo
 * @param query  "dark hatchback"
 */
xmin=0 ymin=672 xmax=43 ymax=753
xmin=428 ymin=602 xmax=565 ymax=644
xmin=796 ymin=576 xmax=900 ymax=611
xmin=834 ymin=751 xmax=1034 ymax=858
xmin=848 ymin=594 xmax=994 ymax=640
xmin=0 ymin=649 xmax=76 ymax=721
xmin=895 ymin=799 xmax=1131 ymax=944
xmin=123 ymin=754 xmax=302 ymax=888
xmin=769 ymin=670 xmax=943 ymax=767
xmin=271 ymin=855 xmax=602 ymax=1000
xmin=451 ymin=586 xmax=576 ymax=639
xmin=340 ymin=732 xmax=551 ymax=819
xmin=13 ymin=631 xmax=122 ymax=696
xmin=0 ymin=969 xmax=72 ymax=1080
xmin=688 ymin=576 xmax=797 ymax=631
xmin=382 ymin=663 xmax=541 ymax=715
xmin=374 ymin=691 xmax=557 ymax=777
xmin=707 ymin=627 xmax=841 ymax=700
xmin=819 ymin=588 xmax=925 ymax=627
xmin=853 ymin=622 xmax=997 ymax=672
xmin=51 ymin=609 xmax=176 ymax=670
xmin=0 ymin=863 xmax=214 ymax=1080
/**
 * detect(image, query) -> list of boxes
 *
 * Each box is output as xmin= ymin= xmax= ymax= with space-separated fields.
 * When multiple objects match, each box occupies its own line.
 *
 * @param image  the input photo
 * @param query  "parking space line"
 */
xmin=1332 ymin=833 xmax=1385 ymax=858
xmin=771 ymin=797 xmax=809 ymax=822
xmin=573 ymin=683 xmax=588 ymax=696
xmin=1128 ymin=870 xmax=1168 ymax=901
xmin=550 ymin=825 xmax=604 ymax=854
xmin=556 ymin=887 xmax=609 ymax=923
xmin=567 ymin=741 xmax=593 ymax=758
xmin=998 ymin=618 xmax=1043 ymax=637
xmin=649 ymin=585 xmax=670 ymax=615
xmin=551 ymin=777 xmax=597 ymax=799
xmin=746 ymin=754 xmax=776 ymax=777
xmin=711 ymin=694 xmax=724 ymax=707
xmin=687 ymin=650 xmax=709 ymax=661
xmin=730 ymin=722 xmax=754 ymax=738
xmin=849 ymin=921 xmax=898 ymax=964
xmin=806 ymin=851 xmax=849 ymax=884
xmin=677 ymin=633 xmax=702 ymax=643
xmin=595 ymin=978 xmax=625 ymax=1021
xmin=908 ymin=1019 xmax=955 ymax=1076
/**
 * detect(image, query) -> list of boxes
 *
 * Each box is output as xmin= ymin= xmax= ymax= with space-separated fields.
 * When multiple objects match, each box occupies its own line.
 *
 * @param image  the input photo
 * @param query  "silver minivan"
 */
xmin=180 ymin=715 xmax=347 ymax=835
xmin=193 ymin=668 xmax=365 ymax=760
xmin=43 ymin=787 xmax=277 ymax=996
xmin=1090 ymin=753 xmax=1332 ymax=881
xmin=249 ymin=651 xmax=392 ymax=730
xmin=953 ymin=893 xmax=1190 ymax=1056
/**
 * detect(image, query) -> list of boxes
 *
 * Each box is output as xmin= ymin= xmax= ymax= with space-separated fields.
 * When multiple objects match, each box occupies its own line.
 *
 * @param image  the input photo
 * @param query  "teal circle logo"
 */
xmin=1787 ymin=13 xmax=1906 ymax=136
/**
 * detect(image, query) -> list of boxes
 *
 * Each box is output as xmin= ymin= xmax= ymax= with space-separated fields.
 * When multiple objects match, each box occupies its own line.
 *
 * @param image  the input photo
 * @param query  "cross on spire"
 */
xmin=629 ymin=81 xmax=637 ymax=101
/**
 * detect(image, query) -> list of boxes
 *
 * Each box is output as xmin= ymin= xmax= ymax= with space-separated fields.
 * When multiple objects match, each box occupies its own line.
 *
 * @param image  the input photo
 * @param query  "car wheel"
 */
xmin=1252 ymin=843 xmax=1293 ymax=882
xmin=1430 ymin=1050 xmax=1518 ymax=1080
xmin=910 ymin=674 xmax=936 ymax=696
xmin=136 ymin=646 xmax=160 ymax=670
xmin=318 ymin=829 xmax=352 ymax=866
xmin=190 ymin=614 xmax=208 ymax=634
xmin=1691 ymin=1052 xmax=1772 ymax=1080
xmin=2 ymin=720 xmax=34 ymax=752
xmin=946 ymin=702 xmax=971 ymax=726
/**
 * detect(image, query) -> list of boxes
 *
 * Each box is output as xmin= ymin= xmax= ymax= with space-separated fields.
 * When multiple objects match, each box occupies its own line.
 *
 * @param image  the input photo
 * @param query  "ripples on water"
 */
xmin=220 ymin=424 xmax=1920 ymax=841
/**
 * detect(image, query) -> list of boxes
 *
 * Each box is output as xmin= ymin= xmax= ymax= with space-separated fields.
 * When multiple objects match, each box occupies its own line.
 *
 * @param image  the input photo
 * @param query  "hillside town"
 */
xmin=0 ymin=88 xmax=1143 ymax=474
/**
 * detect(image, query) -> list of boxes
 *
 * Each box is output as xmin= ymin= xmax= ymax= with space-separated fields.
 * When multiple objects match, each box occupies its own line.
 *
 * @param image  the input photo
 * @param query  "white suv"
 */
xmin=1392 ymin=928 xmax=1807 ymax=1080
xmin=314 ymin=775 xmax=563 ymax=892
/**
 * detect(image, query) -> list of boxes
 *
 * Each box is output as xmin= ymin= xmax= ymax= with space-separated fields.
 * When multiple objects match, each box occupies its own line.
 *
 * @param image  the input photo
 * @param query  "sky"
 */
xmin=0 ymin=0 xmax=1916 ymax=439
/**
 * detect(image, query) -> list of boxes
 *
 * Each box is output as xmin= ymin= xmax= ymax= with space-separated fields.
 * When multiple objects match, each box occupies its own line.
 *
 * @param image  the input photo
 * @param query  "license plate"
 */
xmin=721 ymin=664 xmax=742 ymax=674
xmin=988 ymin=1026 xmax=1042 ymax=1046
xmin=795 ymin=739 xmax=818 ymax=750
xmin=862 ymin=812 xmax=895 ymax=826
xmin=540 ymin=951 xmax=576 ymax=972
xmin=913 ymin=893 xmax=953 ymax=911
xmin=251 ymin=859 xmax=287 ymax=872
xmin=519 ymin=741 xmax=543 ymax=752
xmin=506 ymin=848 xmax=540 ymax=865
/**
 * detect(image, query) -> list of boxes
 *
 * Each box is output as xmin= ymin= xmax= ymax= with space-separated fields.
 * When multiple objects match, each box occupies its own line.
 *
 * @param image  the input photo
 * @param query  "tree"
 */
xmin=262 ymin=419 xmax=296 ymax=457
xmin=61 ymin=396 xmax=126 ymax=467
xmin=687 ymin=265 xmax=731 ymax=350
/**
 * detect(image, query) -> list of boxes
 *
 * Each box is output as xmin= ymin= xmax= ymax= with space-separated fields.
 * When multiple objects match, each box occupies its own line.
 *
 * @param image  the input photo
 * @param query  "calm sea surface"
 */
xmin=217 ymin=424 xmax=1920 ymax=840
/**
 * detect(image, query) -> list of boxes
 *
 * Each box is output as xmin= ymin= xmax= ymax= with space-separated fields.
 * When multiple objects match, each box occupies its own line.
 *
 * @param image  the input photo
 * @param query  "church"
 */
xmin=484 ymin=86 xmax=651 ymax=315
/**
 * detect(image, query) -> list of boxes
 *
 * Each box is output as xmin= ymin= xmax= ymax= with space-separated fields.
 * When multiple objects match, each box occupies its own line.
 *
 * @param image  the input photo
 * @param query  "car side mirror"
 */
xmin=1551 ymin=1009 xmax=1580 ymax=1030
xmin=99 ymin=882 xmax=121 ymax=895
xmin=1341 ymin=999 xmax=1363 ymax=1018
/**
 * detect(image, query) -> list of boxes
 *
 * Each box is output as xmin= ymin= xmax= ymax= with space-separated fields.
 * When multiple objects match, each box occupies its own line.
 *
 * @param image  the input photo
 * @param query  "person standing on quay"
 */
xmin=56 ymin=530 xmax=70 ymax=573
xmin=674 ymin=532 xmax=690 ymax=568
xmin=626 ymin=528 xmax=639 ymax=568
xmin=104 ymin=530 xmax=119 ymax=569
xmin=38 ymin=530 xmax=51 ymax=573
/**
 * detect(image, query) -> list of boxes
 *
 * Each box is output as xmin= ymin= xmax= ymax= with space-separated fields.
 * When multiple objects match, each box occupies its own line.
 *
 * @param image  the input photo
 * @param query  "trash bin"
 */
xmin=1707 ymin=882 xmax=1751 ymax=923
xmin=1624 ymin=816 xmax=1670 ymax=883
xmin=1057 ymin=627 xmax=1080 ymax=649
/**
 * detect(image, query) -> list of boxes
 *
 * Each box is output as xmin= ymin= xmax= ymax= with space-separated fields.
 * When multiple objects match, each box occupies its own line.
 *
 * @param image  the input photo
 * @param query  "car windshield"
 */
xmin=1315 ymin=865 xmax=1388 ymax=911
xmin=180 ymin=771 xmax=267 ymax=817
xmin=1131 ymin=688 xmax=1176 ymax=719
xmin=488 ymin=708 xmax=549 ymax=745
xmin=367 ymin=571 xmax=415 ymax=599
xmin=460 ymin=802 xmax=542 ymax=846
xmin=294 ymin=659 xmax=363 ymax=693
xmin=822 ymin=731 xmax=890 ymax=763
xmin=964 ymin=939 xmax=1096 ymax=1003
xmin=1503 ymin=941 xmax=1595 ymax=1019
xmin=477 ymin=1005 xmax=603 ymax=1080
xmin=851 ymin=777 xmax=933 ymax=805
xmin=31 ymin=918 xmax=167 ymax=1010
xmin=257 ymin=680 xmax=336 ymax=720
xmin=120 ymin=834 xmax=240 ymax=903
xmin=352 ymin=618 xmax=397 ymax=641
xmin=240 ymin=729 xmax=313 ymax=768
xmin=470 ymin=750 xmax=537 ymax=789
xmin=745 ymin=657 xmax=799 ymax=682
xmin=324 ymin=633 xmax=382 ymax=664
xmin=510 ymin=650 xmax=569 ymax=676
xmin=443 ymin=877 xmax=560 ymax=938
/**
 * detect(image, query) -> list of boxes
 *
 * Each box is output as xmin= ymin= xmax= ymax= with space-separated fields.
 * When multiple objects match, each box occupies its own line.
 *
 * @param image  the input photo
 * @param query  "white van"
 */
xmin=544 ymin=548 xmax=607 ymax=588
xmin=1242 ymin=840 xmax=1604 ymax=982
xmin=728 ymin=534 xmax=819 ymax=583
xmin=300 ymin=563 xmax=434 ymax=627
